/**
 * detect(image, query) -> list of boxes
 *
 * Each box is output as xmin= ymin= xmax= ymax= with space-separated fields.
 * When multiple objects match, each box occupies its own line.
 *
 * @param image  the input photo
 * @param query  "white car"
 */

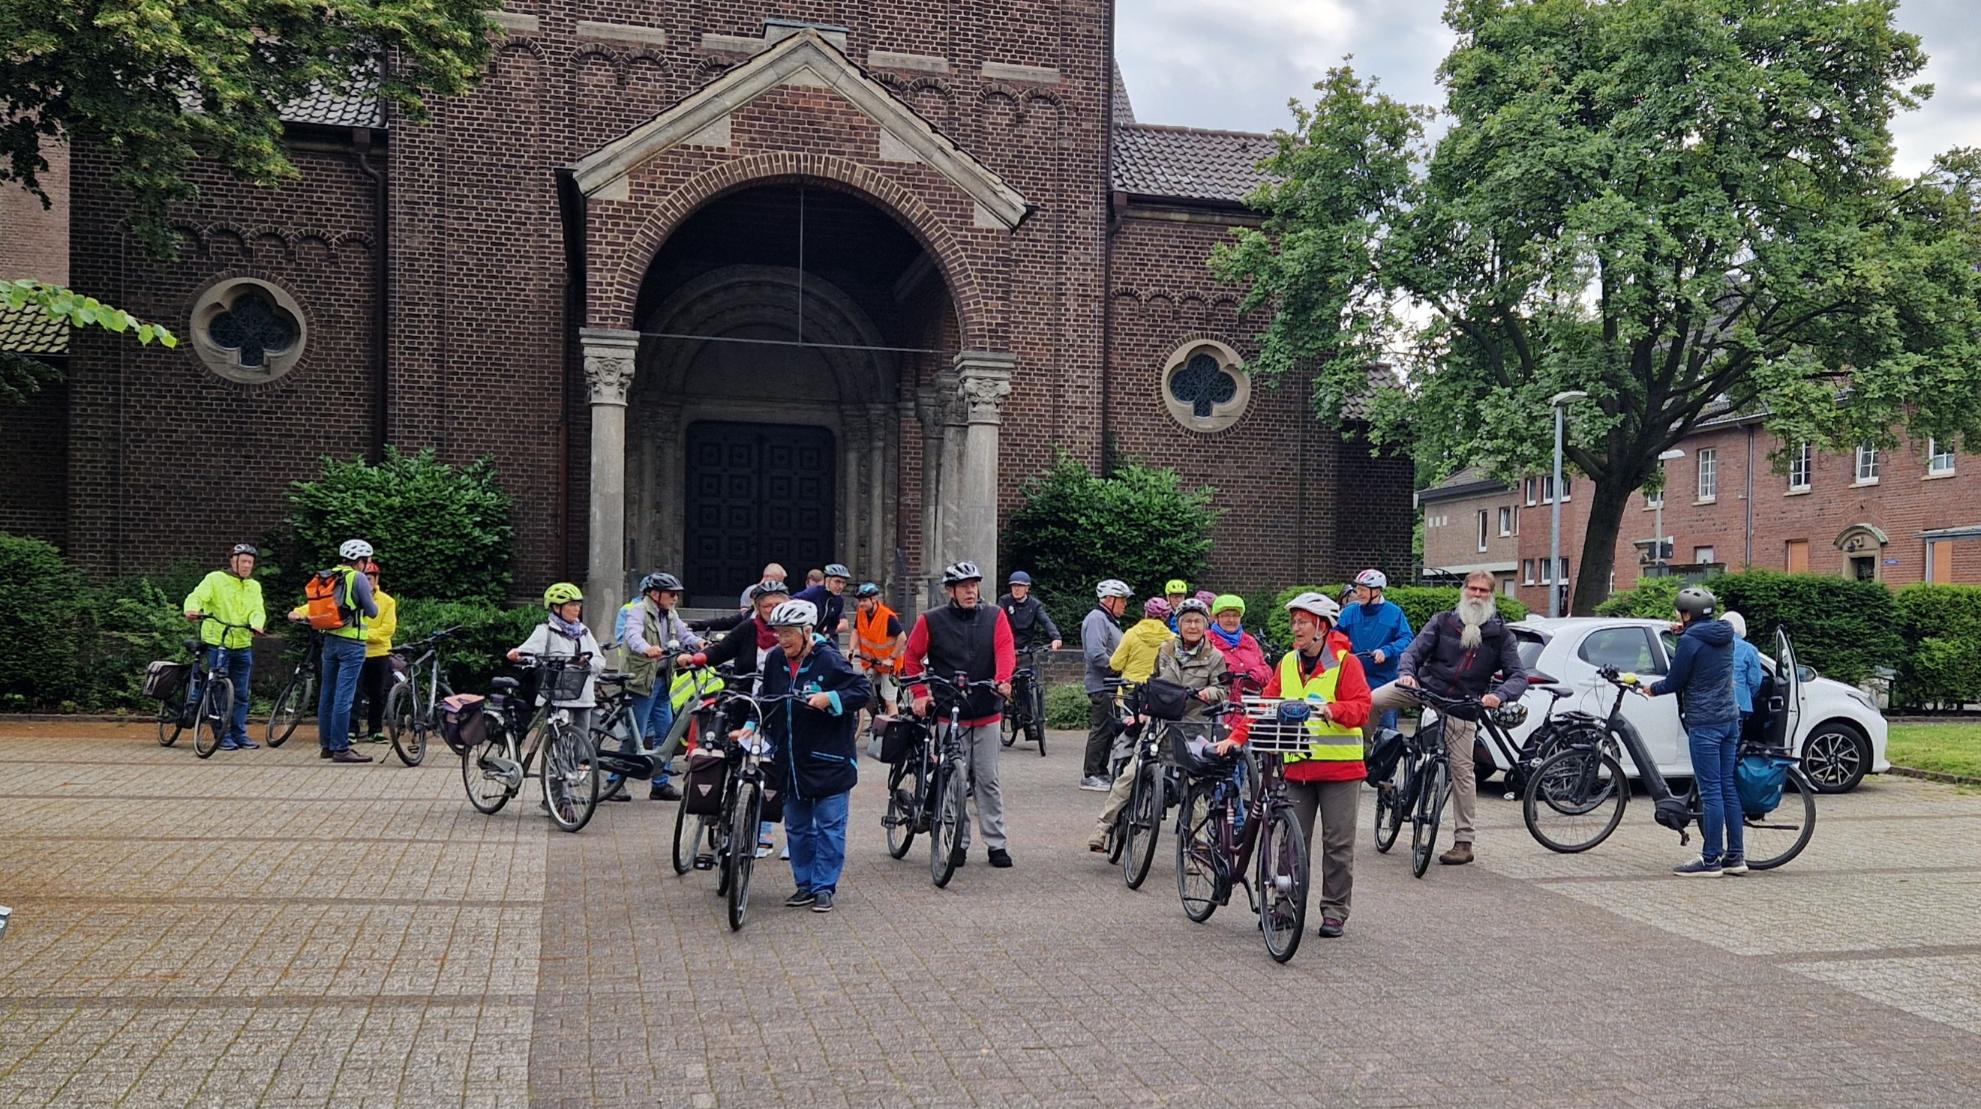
xmin=1441 ymin=617 xmax=1888 ymax=794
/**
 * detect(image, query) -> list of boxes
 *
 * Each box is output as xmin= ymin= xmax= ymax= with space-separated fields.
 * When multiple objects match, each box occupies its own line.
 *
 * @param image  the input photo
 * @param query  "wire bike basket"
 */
xmin=1237 ymin=696 xmax=1330 ymax=755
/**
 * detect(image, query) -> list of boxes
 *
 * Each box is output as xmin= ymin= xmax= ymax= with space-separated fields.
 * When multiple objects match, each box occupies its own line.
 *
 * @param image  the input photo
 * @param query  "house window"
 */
xmin=1693 ymin=546 xmax=1716 ymax=565
xmin=1696 ymin=449 xmax=1718 ymax=502
xmin=1524 ymin=478 xmax=1537 ymax=506
xmin=1497 ymin=506 xmax=1514 ymax=537
xmin=1786 ymin=539 xmax=1809 ymax=573
xmin=1928 ymin=539 xmax=1956 ymax=583
xmin=1540 ymin=558 xmax=1552 ymax=584
xmin=1501 ymin=577 xmax=1518 ymax=597
xmin=1854 ymin=444 xmax=1880 ymax=484
xmin=1645 ymin=486 xmax=1663 ymax=509
xmin=1788 ymin=443 xmax=1811 ymax=491
xmin=190 ymin=277 xmax=309 ymax=383
xmin=1476 ymin=510 xmax=1489 ymax=552
xmin=1928 ymin=439 xmax=1956 ymax=476
xmin=1522 ymin=559 xmax=1536 ymax=584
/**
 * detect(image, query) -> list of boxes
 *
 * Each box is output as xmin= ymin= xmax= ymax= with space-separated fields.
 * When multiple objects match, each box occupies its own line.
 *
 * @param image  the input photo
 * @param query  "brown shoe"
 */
xmin=328 ymin=749 xmax=374 ymax=764
xmin=1438 ymin=843 xmax=1474 ymax=866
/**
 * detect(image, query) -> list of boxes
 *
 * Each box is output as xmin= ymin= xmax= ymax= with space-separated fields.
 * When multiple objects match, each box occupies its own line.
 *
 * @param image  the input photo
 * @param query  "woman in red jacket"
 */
xmin=1206 ymin=594 xmax=1270 ymax=689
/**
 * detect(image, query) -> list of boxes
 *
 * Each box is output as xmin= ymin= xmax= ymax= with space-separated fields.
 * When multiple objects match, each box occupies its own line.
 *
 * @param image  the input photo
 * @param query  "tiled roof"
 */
xmin=280 ymin=76 xmax=383 ymax=128
xmin=0 ymin=305 xmax=68 ymax=355
xmin=1417 ymin=464 xmax=1513 ymax=502
xmin=1111 ymin=123 xmax=1273 ymax=203
xmin=1342 ymin=363 xmax=1398 ymax=421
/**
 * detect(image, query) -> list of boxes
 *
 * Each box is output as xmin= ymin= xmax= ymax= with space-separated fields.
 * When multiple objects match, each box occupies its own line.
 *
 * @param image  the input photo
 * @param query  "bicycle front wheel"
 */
xmin=1175 ymin=782 xmax=1221 ymax=923
xmin=883 ymin=756 xmax=923 ymax=859
xmin=1027 ymin=682 xmax=1046 ymax=754
xmin=192 ymin=678 xmax=233 ymax=759
xmin=1523 ymin=746 xmax=1628 ymax=853
xmin=1744 ymin=770 xmax=1815 ymax=870
xmin=1123 ymin=761 xmax=1162 ymax=889
xmin=266 ymin=672 xmax=311 ymax=747
xmin=726 ymin=780 xmax=763 ymax=931
xmin=541 ymin=722 xmax=600 ymax=832
xmin=385 ymin=684 xmax=425 ymax=767
xmin=1411 ymin=760 xmax=1449 ymax=879
xmin=1373 ymin=761 xmax=1405 ymax=854
xmin=1257 ymin=805 xmax=1309 ymax=963
xmin=930 ymin=762 xmax=966 ymax=888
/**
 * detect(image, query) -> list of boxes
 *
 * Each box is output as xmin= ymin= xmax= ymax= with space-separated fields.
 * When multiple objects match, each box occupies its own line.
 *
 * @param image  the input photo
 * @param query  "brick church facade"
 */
xmin=8 ymin=2 xmax=1411 ymax=618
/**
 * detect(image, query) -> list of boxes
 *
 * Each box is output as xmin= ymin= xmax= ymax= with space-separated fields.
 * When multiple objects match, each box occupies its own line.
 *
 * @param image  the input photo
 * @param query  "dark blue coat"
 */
xmin=1338 ymin=600 xmax=1414 ymax=687
xmin=790 ymin=584 xmax=846 ymax=636
xmin=760 ymin=638 xmax=871 ymax=801
xmin=1651 ymin=618 xmax=1738 ymax=727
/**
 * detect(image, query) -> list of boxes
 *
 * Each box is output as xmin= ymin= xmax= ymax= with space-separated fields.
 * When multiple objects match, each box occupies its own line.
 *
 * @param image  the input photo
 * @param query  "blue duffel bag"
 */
xmin=1735 ymin=752 xmax=1792 ymax=818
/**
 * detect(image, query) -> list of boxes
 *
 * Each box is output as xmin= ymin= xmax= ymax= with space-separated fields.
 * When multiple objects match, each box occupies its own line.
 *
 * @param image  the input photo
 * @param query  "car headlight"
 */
xmin=1845 ymin=688 xmax=1878 ymax=713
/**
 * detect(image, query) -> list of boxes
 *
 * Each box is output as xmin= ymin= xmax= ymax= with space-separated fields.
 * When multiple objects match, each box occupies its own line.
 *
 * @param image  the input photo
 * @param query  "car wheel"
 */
xmin=1800 ymin=721 xmax=1870 ymax=794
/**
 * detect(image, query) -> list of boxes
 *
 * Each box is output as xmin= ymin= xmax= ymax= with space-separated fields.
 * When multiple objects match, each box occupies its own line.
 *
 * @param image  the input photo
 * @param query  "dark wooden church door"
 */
xmin=682 ymin=421 xmax=836 ymax=607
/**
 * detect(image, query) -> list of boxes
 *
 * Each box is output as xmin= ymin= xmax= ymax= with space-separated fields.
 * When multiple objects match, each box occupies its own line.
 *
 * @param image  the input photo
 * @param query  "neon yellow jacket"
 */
xmin=1109 ymin=618 xmax=1175 ymax=686
xmin=183 ymin=571 xmax=265 ymax=650
xmin=365 ymin=590 xmax=397 ymax=658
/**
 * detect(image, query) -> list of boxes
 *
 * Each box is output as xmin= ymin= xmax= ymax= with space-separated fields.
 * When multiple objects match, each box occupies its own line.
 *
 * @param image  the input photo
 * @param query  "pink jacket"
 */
xmin=1211 ymin=629 xmax=1270 ymax=691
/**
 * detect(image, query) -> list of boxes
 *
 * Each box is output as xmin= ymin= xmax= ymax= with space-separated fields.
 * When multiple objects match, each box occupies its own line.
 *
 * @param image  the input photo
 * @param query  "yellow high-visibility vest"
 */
xmin=1278 ymin=647 xmax=1363 ymax=764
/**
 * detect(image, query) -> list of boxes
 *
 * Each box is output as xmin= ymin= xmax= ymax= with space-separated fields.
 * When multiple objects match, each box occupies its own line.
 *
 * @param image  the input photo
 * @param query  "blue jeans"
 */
xmin=785 ymin=790 xmax=851 ymax=895
xmin=1688 ymin=720 xmax=1744 ymax=863
xmin=191 ymin=645 xmax=253 ymax=746
xmin=317 ymin=635 xmax=367 ymax=752
xmin=1376 ymin=708 xmax=1399 ymax=731
xmin=627 ymin=689 xmax=674 ymax=786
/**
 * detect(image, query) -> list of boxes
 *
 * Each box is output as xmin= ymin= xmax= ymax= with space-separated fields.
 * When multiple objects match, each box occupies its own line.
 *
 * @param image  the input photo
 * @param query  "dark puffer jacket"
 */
xmin=1650 ymin=618 xmax=1738 ymax=727
xmin=1397 ymin=610 xmax=1530 ymax=707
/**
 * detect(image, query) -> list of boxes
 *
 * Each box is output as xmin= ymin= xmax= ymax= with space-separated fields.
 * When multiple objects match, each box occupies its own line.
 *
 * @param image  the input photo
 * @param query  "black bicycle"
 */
xmin=669 ymin=663 xmax=746 ymax=872
xmin=1376 ymin=686 xmax=1519 ymax=878
xmin=1521 ymin=667 xmax=1817 ymax=869
xmin=162 ymin=617 xmax=254 ymax=757
xmin=265 ymin=629 xmax=323 ymax=747
xmin=460 ymin=654 xmax=602 ymax=833
xmin=382 ymin=626 xmax=458 ymax=768
xmin=915 ymin=672 xmax=1005 ymax=888
xmin=670 ymin=685 xmax=801 ymax=932
xmin=880 ymin=713 xmax=933 ymax=860
xmin=1000 ymin=644 xmax=1049 ymax=755
xmin=1174 ymin=696 xmax=1308 ymax=963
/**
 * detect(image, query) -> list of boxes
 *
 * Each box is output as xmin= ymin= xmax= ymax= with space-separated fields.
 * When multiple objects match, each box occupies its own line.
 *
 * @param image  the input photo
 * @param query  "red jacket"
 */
xmin=902 ymin=605 xmax=1016 ymax=727
xmin=1233 ymin=630 xmax=1371 ymax=783
xmin=1210 ymin=628 xmax=1270 ymax=690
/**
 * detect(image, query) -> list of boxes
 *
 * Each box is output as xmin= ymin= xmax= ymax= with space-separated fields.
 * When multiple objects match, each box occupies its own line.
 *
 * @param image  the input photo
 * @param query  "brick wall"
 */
xmin=1422 ymin=483 xmax=1522 ymax=583
xmin=1 ymin=137 xmax=68 ymax=284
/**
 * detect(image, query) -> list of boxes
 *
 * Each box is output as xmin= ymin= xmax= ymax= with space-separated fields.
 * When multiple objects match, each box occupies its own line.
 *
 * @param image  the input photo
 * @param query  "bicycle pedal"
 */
xmin=693 ymin=854 xmax=716 ymax=870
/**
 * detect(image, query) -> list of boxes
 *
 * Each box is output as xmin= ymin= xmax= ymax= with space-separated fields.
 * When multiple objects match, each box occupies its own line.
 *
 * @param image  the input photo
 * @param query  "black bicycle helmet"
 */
xmin=1675 ymin=586 xmax=1718 ymax=618
xmin=640 ymin=571 xmax=684 ymax=594
xmin=229 ymin=543 xmax=259 ymax=558
xmin=749 ymin=578 xmax=792 ymax=601
xmin=1176 ymin=732 xmax=1239 ymax=777
xmin=1489 ymin=701 xmax=1529 ymax=729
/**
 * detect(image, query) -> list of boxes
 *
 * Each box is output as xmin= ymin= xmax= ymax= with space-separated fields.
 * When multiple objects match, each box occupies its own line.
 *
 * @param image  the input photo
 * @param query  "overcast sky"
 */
xmin=1115 ymin=0 xmax=1980 ymax=177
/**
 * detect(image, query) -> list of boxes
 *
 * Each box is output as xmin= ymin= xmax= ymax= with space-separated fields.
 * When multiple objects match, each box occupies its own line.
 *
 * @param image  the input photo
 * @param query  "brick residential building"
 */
xmin=1 ymin=3 xmax=1412 ymax=620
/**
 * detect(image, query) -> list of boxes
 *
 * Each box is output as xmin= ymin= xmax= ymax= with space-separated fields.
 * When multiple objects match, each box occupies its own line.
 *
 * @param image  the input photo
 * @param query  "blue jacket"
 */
xmin=1731 ymin=637 xmax=1765 ymax=716
xmin=1338 ymin=599 xmax=1414 ymax=686
xmin=791 ymin=584 xmax=846 ymax=637
xmin=760 ymin=638 xmax=871 ymax=801
xmin=1651 ymin=618 xmax=1738 ymax=727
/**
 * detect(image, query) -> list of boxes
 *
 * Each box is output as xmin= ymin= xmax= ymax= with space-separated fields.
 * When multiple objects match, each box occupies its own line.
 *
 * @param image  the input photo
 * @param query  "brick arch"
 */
xmin=599 ymin=152 xmax=988 ymax=348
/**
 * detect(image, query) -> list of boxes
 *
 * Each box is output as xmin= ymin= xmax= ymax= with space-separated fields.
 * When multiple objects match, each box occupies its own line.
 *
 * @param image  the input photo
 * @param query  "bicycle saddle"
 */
xmin=597 ymin=671 xmax=630 ymax=684
xmin=489 ymin=676 xmax=521 ymax=693
xmin=181 ymin=637 xmax=200 ymax=653
xmin=1537 ymin=686 xmax=1573 ymax=701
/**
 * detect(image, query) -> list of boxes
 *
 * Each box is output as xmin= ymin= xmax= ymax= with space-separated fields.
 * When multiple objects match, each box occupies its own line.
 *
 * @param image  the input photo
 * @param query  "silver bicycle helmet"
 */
xmin=941 ymin=561 xmax=982 ymax=585
xmin=767 ymin=599 xmax=819 ymax=628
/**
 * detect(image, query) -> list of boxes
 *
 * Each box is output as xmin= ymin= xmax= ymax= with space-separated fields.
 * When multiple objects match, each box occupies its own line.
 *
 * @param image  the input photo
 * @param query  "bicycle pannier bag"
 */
xmin=1140 ymin=678 xmax=1194 ymax=722
xmin=1736 ymin=752 xmax=1791 ymax=818
xmin=142 ymin=660 xmax=192 ymax=700
xmin=759 ymin=780 xmax=785 ymax=824
xmin=683 ymin=747 xmax=729 ymax=815
xmin=878 ymin=716 xmax=926 ymax=763
xmin=439 ymin=693 xmax=489 ymax=754
xmin=1365 ymin=727 xmax=1407 ymax=783
xmin=302 ymin=569 xmax=353 ymax=631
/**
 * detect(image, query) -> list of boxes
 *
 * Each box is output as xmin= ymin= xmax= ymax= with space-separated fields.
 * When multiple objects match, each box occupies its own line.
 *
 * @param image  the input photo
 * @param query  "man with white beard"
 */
xmin=1364 ymin=571 xmax=1528 ymax=865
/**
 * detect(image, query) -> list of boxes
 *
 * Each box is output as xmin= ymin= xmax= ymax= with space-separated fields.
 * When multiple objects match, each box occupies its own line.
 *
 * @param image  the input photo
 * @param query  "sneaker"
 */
xmin=783 ymin=889 xmax=817 ymax=908
xmin=987 ymin=848 xmax=1013 ymax=868
xmin=1078 ymin=776 xmax=1110 ymax=792
xmin=319 ymin=748 xmax=333 ymax=760
xmin=1318 ymin=917 xmax=1344 ymax=938
xmin=1722 ymin=855 xmax=1750 ymax=876
xmin=950 ymin=848 xmax=967 ymax=868
xmin=1673 ymin=856 xmax=1724 ymax=877
xmin=603 ymin=784 xmax=632 ymax=802
xmin=650 ymin=782 xmax=682 ymax=802
xmin=328 ymin=749 xmax=373 ymax=764
xmin=218 ymin=741 xmax=242 ymax=751
xmin=779 ymin=845 xmax=790 ymax=861
xmin=233 ymin=739 xmax=259 ymax=750
xmin=756 ymin=842 xmax=774 ymax=859
xmin=811 ymin=891 xmax=835 ymax=913
xmin=1438 ymin=843 xmax=1474 ymax=866
xmin=1087 ymin=832 xmax=1109 ymax=853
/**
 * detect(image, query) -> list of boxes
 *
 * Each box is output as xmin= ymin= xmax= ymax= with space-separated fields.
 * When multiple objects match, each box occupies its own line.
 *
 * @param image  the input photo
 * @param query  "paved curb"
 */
xmin=2 ymin=714 xmax=274 ymax=725
xmin=1888 ymin=765 xmax=1981 ymax=786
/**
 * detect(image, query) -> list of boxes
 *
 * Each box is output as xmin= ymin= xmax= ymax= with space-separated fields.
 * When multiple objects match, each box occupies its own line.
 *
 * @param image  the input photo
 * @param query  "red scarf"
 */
xmin=754 ymin=615 xmax=778 ymax=651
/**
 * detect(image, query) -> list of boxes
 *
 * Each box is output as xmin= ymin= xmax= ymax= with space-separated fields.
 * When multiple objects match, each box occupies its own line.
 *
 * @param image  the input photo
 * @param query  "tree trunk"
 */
xmin=1570 ymin=476 xmax=1638 ymax=616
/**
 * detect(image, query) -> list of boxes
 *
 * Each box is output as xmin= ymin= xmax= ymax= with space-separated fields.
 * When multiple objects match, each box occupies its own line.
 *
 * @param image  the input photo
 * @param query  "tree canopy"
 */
xmin=1214 ymin=0 xmax=1981 ymax=613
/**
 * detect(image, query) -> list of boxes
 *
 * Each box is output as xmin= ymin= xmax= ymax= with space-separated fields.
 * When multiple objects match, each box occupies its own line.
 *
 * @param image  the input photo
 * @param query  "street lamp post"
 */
xmin=1654 ymin=448 xmax=1686 ymax=575
xmin=1548 ymin=391 xmax=1588 ymax=617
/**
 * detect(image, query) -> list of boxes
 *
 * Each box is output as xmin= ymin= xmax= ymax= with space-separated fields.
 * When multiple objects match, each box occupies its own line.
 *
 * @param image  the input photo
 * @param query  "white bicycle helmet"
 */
xmin=1285 ymin=591 xmax=1341 ymax=624
xmin=1353 ymin=568 xmax=1388 ymax=590
xmin=941 ymin=561 xmax=982 ymax=585
xmin=767 ymin=599 xmax=819 ymax=628
xmin=1095 ymin=579 xmax=1132 ymax=600
xmin=339 ymin=538 xmax=374 ymax=561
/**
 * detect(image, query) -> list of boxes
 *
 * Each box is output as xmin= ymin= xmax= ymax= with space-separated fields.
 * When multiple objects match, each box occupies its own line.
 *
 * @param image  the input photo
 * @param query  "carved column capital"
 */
xmin=953 ymin=351 xmax=1014 ymax=426
xmin=580 ymin=328 xmax=640 ymax=407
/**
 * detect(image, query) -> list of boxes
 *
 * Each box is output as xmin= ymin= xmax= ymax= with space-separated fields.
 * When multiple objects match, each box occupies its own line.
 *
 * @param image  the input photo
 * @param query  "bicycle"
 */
xmin=1000 ymin=644 xmax=1049 ymax=756
xmin=152 ymin=633 xmax=202 ymax=749
xmin=1521 ymin=667 xmax=1817 ymax=869
xmin=668 ymin=684 xmax=802 ymax=931
xmin=600 ymin=644 xmax=726 ymax=799
xmin=670 ymin=662 xmax=746 ymax=872
xmin=912 ymin=672 xmax=1006 ymax=889
xmin=381 ymin=626 xmax=459 ymax=768
xmin=1370 ymin=686 xmax=1481 ymax=878
xmin=179 ymin=618 xmax=256 ymax=759
xmin=265 ymin=629 xmax=323 ymax=747
xmin=1174 ymin=696 xmax=1309 ymax=963
xmin=879 ymin=711 xmax=932 ymax=860
xmin=459 ymin=654 xmax=602 ymax=833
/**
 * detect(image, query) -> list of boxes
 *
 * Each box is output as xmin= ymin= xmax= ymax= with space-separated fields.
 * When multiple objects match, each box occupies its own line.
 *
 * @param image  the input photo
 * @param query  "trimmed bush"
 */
xmin=89 ymin=574 xmax=201 ymax=711
xmin=1595 ymin=577 xmax=1682 ymax=619
xmin=280 ymin=448 xmax=514 ymax=604
xmin=394 ymin=598 xmax=547 ymax=692
xmin=1266 ymin=584 xmax=1528 ymax=649
xmin=1003 ymin=455 xmax=1220 ymax=644
xmin=1710 ymin=570 xmax=1902 ymax=687
xmin=1893 ymin=584 xmax=1981 ymax=708
xmin=1045 ymin=682 xmax=1090 ymax=730
xmin=0 ymin=533 xmax=89 ymax=709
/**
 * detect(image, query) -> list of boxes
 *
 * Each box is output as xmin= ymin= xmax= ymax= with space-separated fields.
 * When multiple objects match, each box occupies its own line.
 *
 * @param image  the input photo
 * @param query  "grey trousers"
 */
xmin=952 ymin=722 xmax=1007 ymax=852
xmin=1367 ymin=682 xmax=1479 ymax=846
xmin=1286 ymin=778 xmax=1359 ymax=923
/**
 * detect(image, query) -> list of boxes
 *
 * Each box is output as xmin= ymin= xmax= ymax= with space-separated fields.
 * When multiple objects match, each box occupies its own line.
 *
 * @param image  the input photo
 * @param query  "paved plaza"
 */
xmin=3 ymin=719 xmax=1980 ymax=1108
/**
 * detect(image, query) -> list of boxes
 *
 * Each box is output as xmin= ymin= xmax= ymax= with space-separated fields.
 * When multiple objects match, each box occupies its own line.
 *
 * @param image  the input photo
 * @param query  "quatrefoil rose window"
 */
xmin=190 ymin=278 xmax=308 ymax=383
xmin=1161 ymin=340 xmax=1250 ymax=433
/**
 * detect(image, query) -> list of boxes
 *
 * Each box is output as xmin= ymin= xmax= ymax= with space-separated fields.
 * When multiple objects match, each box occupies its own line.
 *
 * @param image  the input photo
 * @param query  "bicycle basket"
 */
xmin=439 ymin=694 xmax=489 ymax=754
xmin=1173 ymin=730 xmax=1238 ymax=778
xmin=1736 ymin=751 xmax=1792 ymax=818
xmin=541 ymin=662 xmax=591 ymax=703
xmin=1236 ymin=696 xmax=1322 ymax=755
xmin=1140 ymin=678 xmax=1195 ymax=722
xmin=878 ymin=715 xmax=928 ymax=763
xmin=141 ymin=660 xmax=192 ymax=701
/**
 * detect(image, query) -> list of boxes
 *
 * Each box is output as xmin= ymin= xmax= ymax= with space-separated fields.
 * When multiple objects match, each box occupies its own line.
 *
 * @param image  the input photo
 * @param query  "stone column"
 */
xmin=915 ymin=381 xmax=947 ymax=610
xmin=581 ymin=327 xmax=639 ymax=635
xmin=839 ymin=407 xmax=865 ymax=570
xmin=949 ymin=352 xmax=1015 ymax=590
xmin=654 ymin=399 xmax=685 ymax=573
xmin=865 ymin=402 xmax=888 ymax=584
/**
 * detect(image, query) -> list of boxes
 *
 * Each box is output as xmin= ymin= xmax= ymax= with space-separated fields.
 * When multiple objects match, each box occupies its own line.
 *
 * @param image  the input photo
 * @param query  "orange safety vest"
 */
xmin=854 ymin=602 xmax=904 ymax=673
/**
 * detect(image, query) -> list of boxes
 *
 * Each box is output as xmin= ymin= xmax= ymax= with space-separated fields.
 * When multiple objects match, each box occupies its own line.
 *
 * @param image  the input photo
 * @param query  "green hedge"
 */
xmin=1595 ymin=577 xmax=1681 ymax=619
xmin=394 ymin=598 xmax=546 ymax=692
xmin=1265 ymin=584 xmax=1528 ymax=649
xmin=0 ymin=534 xmax=90 ymax=710
xmin=1893 ymin=585 xmax=1981 ymax=708
xmin=1711 ymin=571 xmax=1901 ymax=687
xmin=1045 ymin=682 xmax=1089 ymax=730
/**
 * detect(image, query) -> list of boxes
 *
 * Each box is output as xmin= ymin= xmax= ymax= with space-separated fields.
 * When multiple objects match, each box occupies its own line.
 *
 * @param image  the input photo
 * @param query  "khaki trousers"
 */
xmin=1366 ymin=682 xmax=1478 ymax=845
xmin=1286 ymin=778 xmax=1359 ymax=922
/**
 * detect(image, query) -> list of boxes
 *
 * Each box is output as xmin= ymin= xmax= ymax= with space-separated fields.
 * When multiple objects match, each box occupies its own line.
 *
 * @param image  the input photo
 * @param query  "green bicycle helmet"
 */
xmin=1211 ymin=593 xmax=1246 ymax=617
xmin=542 ymin=582 xmax=585 ymax=610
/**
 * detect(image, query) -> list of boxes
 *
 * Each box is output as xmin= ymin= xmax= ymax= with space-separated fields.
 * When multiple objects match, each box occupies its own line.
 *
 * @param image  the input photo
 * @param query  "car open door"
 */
xmin=1769 ymin=628 xmax=1802 ymax=751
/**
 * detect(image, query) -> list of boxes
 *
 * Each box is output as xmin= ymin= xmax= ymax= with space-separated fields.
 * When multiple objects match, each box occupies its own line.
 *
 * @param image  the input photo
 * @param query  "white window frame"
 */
xmin=1497 ymin=506 xmax=1514 ymax=537
xmin=1788 ymin=443 xmax=1811 ymax=492
xmin=1540 ymin=558 xmax=1552 ymax=584
xmin=1645 ymin=486 xmax=1663 ymax=509
xmin=1476 ymin=509 xmax=1489 ymax=552
xmin=1854 ymin=444 xmax=1880 ymax=485
xmin=1694 ymin=546 xmax=1717 ymax=565
xmin=1522 ymin=559 xmax=1536 ymax=584
xmin=1524 ymin=478 xmax=1537 ymax=506
xmin=1696 ymin=449 xmax=1718 ymax=503
xmin=1928 ymin=439 xmax=1956 ymax=476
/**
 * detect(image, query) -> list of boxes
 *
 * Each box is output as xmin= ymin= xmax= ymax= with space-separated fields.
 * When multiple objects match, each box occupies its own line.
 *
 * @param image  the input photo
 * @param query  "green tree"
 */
xmin=281 ymin=449 xmax=514 ymax=604
xmin=1215 ymin=0 xmax=1981 ymax=614
xmin=2 ymin=281 xmax=177 ymax=403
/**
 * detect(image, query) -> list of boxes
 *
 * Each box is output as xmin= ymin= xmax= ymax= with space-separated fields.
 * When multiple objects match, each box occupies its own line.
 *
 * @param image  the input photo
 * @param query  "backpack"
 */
xmin=303 ymin=568 xmax=354 ymax=631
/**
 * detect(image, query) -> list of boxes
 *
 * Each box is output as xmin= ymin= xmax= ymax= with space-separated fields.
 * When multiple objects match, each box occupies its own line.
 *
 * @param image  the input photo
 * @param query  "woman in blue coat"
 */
xmin=756 ymin=597 xmax=872 ymax=913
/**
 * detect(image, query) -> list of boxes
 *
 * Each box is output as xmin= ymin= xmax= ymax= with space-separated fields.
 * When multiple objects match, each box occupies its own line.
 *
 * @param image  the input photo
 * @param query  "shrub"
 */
xmin=1595 ymin=577 xmax=1682 ymax=619
xmin=394 ymin=597 xmax=547 ymax=692
xmin=1266 ymin=584 xmax=1528 ymax=648
xmin=87 ymin=574 xmax=199 ymax=711
xmin=1003 ymin=455 xmax=1221 ymax=643
xmin=1045 ymin=682 xmax=1090 ymax=730
xmin=1893 ymin=584 xmax=1981 ymax=708
xmin=0 ymin=533 xmax=90 ymax=707
xmin=1711 ymin=570 xmax=1902 ymax=687
xmin=279 ymin=447 xmax=514 ymax=604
